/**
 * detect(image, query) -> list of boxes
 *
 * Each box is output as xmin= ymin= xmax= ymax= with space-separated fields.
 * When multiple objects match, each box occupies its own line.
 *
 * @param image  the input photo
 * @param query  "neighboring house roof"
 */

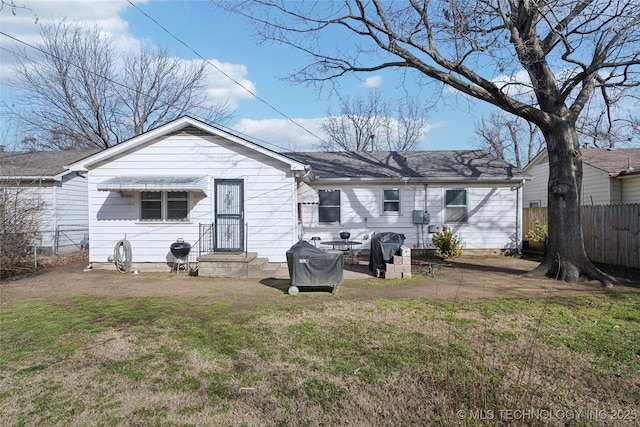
xmin=0 ymin=150 xmax=99 ymax=180
xmin=582 ymin=148 xmax=640 ymax=177
xmin=286 ymin=150 xmax=528 ymax=182
xmin=525 ymin=148 xmax=640 ymax=177
xmin=67 ymin=116 xmax=308 ymax=173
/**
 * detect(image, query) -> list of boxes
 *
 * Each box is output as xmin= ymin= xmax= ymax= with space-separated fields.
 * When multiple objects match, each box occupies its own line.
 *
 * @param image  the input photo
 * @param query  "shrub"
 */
xmin=431 ymin=226 xmax=463 ymax=258
xmin=525 ymin=220 xmax=547 ymax=243
xmin=1 ymin=184 xmax=47 ymax=277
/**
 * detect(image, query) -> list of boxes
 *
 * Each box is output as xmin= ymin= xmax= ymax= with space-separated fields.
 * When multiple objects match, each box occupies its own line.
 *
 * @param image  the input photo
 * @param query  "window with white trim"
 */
xmin=445 ymin=189 xmax=468 ymax=223
xmin=318 ymin=189 xmax=340 ymax=223
xmin=383 ymin=188 xmax=401 ymax=213
xmin=140 ymin=191 xmax=188 ymax=221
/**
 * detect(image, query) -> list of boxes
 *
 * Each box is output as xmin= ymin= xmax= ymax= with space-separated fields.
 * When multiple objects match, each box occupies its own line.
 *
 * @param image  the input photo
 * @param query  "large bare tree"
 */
xmin=6 ymin=20 xmax=232 ymax=150
xmin=223 ymin=0 xmax=640 ymax=286
xmin=473 ymin=111 xmax=543 ymax=168
xmin=321 ymin=91 xmax=428 ymax=151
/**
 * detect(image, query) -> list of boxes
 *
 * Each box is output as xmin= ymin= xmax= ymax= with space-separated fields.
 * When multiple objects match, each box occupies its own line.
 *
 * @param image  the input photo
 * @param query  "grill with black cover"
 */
xmin=368 ymin=232 xmax=406 ymax=276
xmin=286 ymin=240 xmax=344 ymax=295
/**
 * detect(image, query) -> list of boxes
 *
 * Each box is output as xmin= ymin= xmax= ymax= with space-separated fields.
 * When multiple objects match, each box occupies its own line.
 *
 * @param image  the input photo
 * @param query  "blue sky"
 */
xmin=0 ymin=0 xmax=491 ymax=152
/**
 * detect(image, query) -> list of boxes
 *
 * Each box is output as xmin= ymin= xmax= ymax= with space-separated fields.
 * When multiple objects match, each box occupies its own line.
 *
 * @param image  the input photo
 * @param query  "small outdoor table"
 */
xmin=321 ymin=240 xmax=362 ymax=264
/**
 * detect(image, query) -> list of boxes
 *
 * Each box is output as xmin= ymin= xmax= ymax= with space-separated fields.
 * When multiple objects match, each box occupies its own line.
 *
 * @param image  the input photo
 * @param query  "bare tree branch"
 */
xmin=220 ymin=0 xmax=640 ymax=285
xmin=321 ymin=91 xmax=428 ymax=151
xmin=6 ymin=20 xmax=232 ymax=150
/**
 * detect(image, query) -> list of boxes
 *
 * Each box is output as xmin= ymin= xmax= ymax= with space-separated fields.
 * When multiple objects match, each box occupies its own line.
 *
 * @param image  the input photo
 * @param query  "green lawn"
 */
xmin=1 ymin=290 xmax=639 ymax=426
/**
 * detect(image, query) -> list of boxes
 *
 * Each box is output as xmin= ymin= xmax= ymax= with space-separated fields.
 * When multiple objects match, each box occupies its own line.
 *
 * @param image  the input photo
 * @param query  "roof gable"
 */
xmin=68 ymin=116 xmax=307 ymax=172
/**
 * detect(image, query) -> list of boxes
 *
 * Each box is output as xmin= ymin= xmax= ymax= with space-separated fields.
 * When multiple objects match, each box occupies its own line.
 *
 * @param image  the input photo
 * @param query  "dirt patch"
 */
xmin=2 ymin=253 xmax=638 ymax=307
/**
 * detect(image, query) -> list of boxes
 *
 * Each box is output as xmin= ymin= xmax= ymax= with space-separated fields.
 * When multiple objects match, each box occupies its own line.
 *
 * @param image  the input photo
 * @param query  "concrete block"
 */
xmin=385 ymin=271 xmax=403 ymax=279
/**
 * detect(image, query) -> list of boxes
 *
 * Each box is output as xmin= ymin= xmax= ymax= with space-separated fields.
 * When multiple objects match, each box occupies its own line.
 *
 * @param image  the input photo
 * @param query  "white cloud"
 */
xmin=363 ymin=75 xmax=382 ymax=88
xmin=0 ymin=1 xmax=138 ymax=48
xmin=200 ymin=60 xmax=256 ymax=110
xmin=233 ymin=117 xmax=327 ymax=152
xmin=422 ymin=119 xmax=447 ymax=134
xmin=491 ymin=70 xmax=534 ymax=99
xmin=0 ymin=0 xmax=255 ymax=113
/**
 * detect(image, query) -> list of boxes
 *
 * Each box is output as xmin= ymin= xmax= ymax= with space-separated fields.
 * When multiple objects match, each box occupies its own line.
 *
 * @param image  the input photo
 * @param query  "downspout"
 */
xmin=295 ymin=167 xmax=311 ymax=242
xmin=516 ymin=181 xmax=524 ymax=258
xmin=51 ymin=178 xmax=59 ymax=255
xmin=210 ymin=175 xmax=215 ymax=223
xmin=423 ymin=184 xmax=428 ymax=249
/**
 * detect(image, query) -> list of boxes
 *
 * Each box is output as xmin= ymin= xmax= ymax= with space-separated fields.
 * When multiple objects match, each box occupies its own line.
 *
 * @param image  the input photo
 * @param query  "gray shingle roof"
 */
xmin=0 ymin=150 xmax=99 ymax=178
xmin=285 ymin=150 xmax=525 ymax=180
xmin=1 ymin=147 xmax=526 ymax=182
xmin=581 ymin=148 xmax=640 ymax=175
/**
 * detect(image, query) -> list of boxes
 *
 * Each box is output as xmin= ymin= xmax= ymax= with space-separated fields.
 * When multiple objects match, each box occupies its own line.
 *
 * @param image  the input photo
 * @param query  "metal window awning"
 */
xmin=97 ymin=175 xmax=208 ymax=193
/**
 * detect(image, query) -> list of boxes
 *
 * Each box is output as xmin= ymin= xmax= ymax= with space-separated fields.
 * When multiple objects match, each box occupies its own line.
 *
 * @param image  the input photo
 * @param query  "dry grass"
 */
xmin=1 ymin=291 xmax=639 ymax=426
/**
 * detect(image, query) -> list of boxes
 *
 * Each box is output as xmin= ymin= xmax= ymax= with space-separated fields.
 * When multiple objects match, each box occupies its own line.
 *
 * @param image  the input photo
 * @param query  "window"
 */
xmin=167 ymin=192 xmax=188 ymax=220
xmin=140 ymin=191 xmax=188 ymax=221
xmin=318 ymin=189 xmax=340 ymax=223
xmin=529 ymin=202 xmax=540 ymax=208
xmin=141 ymin=192 xmax=162 ymax=220
xmin=383 ymin=188 xmax=401 ymax=213
xmin=445 ymin=189 xmax=468 ymax=223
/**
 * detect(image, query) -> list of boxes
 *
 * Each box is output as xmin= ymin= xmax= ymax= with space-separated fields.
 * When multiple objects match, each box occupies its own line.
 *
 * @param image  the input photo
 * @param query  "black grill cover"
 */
xmin=369 ymin=232 xmax=406 ymax=272
xmin=286 ymin=241 xmax=344 ymax=286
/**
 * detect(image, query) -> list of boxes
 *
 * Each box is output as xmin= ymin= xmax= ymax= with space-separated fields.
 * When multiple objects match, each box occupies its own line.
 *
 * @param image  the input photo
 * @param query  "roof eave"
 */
xmin=610 ymin=170 xmax=640 ymax=178
xmin=0 ymin=175 xmax=57 ymax=181
xmin=308 ymin=176 xmax=529 ymax=184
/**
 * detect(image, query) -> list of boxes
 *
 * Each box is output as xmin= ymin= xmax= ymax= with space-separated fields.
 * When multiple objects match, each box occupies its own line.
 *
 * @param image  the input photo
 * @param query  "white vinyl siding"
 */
xmin=53 ymin=173 xmax=90 ymax=252
xmin=581 ymin=164 xmax=613 ymax=205
xmin=6 ymin=183 xmax=55 ymax=248
xmin=523 ymin=157 xmax=640 ymax=206
xmin=88 ymin=133 xmax=298 ymax=263
xmin=4 ymin=173 xmax=90 ymax=252
xmin=299 ymin=183 xmax=520 ymax=252
xmin=620 ymin=175 xmax=640 ymax=203
xmin=55 ymin=173 xmax=90 ymax=229
xmin=522 ymin=160 xmax=549 ymax=208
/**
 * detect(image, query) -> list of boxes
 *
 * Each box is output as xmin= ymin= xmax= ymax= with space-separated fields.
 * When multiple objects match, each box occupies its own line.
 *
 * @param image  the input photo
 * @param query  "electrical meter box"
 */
xmin=412 ymin=210 xmax=430 ymax=224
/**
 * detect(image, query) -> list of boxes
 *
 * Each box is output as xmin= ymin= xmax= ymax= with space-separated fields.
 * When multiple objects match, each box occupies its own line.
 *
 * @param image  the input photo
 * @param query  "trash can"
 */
xmin=286 ymin=241 xmax=344 ymax=295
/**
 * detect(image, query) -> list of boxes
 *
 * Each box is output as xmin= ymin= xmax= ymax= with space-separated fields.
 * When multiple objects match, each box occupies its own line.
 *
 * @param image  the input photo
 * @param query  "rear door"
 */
xmin=214 ymin=179 xmax=244 ymax=252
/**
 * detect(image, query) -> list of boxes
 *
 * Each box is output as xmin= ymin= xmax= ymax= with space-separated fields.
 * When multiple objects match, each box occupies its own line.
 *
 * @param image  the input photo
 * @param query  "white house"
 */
xmin=289 ymin=150 xmax=529 ymax=253
xmin=0 ymin=149 xmax=96 ymax=254
xmin=523 ymin=148 xmax=640 ymax=207
xmin=67 ymin=117 xmax=308 ymax=271
xmin=67 ymin=116 xmax=529 ymax=273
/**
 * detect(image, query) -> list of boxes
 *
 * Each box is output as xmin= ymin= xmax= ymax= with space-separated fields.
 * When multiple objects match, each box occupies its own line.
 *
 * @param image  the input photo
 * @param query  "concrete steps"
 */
xmin=248 ymin=257 xmax=289 ymax=279
xmin=197 ymin=252 xmax=289 ymax=279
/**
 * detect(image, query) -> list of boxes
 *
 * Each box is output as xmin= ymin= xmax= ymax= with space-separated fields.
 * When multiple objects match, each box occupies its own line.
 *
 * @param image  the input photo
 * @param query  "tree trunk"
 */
xmin=526 ymin=119 xmax=614 ymax=287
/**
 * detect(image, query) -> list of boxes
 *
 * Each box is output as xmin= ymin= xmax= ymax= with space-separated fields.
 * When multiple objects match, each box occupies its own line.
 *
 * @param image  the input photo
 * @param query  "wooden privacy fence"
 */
xmin=523 ymin=204 xmax=640 ymax=269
